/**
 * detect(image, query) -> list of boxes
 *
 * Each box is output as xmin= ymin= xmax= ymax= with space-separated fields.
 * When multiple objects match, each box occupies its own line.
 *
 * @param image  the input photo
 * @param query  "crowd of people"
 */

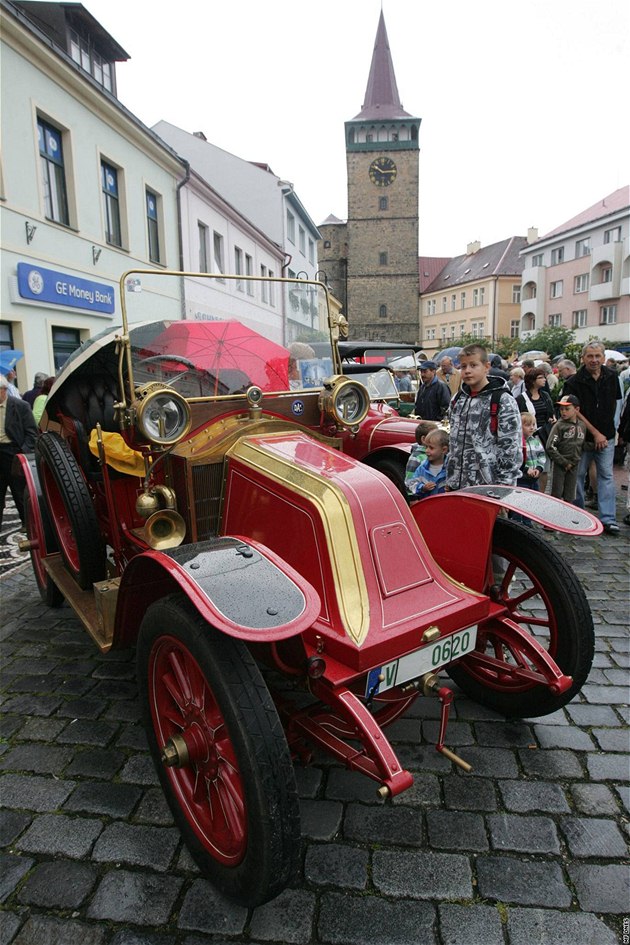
xmin=405 ymin=340 xmax=629 ymax=536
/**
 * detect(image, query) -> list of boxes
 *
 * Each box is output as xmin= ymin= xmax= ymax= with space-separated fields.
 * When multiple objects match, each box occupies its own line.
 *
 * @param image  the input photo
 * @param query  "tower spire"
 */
xmin=354 ymin=11 xmax=411 ymax=120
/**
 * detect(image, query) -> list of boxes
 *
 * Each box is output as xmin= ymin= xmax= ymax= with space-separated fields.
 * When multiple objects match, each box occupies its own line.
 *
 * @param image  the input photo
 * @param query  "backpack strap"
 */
xmin=451 ymin=386 xmax=506 ymax=438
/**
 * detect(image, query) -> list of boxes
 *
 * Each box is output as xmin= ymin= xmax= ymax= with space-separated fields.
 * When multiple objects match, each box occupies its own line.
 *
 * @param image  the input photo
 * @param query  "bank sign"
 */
xmin=17 ymin=263 xmax=115 ymax=314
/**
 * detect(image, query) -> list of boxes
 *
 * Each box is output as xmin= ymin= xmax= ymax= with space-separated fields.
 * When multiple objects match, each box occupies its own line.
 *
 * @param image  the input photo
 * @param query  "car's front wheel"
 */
xmin=137 ymin=594 xmax=301 ymax=906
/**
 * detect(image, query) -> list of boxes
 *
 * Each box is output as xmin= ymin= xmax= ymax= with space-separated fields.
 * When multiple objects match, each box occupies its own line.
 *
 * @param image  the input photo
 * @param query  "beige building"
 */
xmin=420 ymin=236 xmax=531 ymax=356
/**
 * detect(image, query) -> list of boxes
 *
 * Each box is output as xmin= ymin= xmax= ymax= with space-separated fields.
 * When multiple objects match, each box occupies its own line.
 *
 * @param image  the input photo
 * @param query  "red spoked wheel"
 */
xmin=447 ymin=519 xmax=594 ymax=718
xmin=137 ymin=594 xmax=300 ymax=906
xmin=23 ymin=489 xmax=63 ymax=607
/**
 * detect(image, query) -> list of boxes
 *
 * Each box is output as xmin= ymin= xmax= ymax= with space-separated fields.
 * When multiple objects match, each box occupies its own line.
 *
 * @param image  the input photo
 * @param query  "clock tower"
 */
xmin=319 ymin=12 xmax=421 ymax=341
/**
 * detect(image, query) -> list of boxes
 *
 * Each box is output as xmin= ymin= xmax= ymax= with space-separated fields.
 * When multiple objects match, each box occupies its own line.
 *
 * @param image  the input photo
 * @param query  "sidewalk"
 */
xmin=0 ymin=494 xmax=628 ymax=945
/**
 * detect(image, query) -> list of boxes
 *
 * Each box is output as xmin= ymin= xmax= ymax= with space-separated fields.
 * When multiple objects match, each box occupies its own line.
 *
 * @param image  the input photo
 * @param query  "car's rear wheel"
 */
xmin=36 ymin=432 xmax=106 ymax=590
xmin=137 ymin=594 xmax=301 ymax=906
xmin=23 ymin=489 xmax=64 ymax=607
xmin=447 ymin=519 xmax=594 ymax=717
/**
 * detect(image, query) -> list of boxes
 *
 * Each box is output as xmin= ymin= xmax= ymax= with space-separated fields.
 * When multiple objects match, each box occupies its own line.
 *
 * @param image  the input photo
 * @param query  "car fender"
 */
xmin=113 ymin=535 xmax=321 ymax=648
xmin=410 ymin=486 xmax=601 ymax=592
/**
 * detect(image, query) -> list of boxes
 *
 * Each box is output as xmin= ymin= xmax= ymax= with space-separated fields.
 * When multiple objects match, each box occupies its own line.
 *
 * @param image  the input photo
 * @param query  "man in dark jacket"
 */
xmin=414 ymin=360 xmax=450 ymax=420
xmin=563 ymin=341 xmax=622 ymax=534
xmin=0 ymin=376 xmax=38 ymax=527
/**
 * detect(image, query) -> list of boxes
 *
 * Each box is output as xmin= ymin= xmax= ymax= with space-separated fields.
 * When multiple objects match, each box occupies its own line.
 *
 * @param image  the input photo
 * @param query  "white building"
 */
xmin=519 ymin=187 xmax=630 ymax=347
xmin=0 ymin=0 xmax=186 ymax=385
xmin=178 ymin=168 xmax=286 ymax=339
xmin=153 ymin=122 xmax=323 ymax=340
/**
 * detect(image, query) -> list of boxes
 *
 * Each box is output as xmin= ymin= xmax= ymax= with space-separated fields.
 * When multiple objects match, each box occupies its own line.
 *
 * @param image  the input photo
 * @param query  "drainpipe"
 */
xmin=176 ymin=159 xmax=191 ymax=272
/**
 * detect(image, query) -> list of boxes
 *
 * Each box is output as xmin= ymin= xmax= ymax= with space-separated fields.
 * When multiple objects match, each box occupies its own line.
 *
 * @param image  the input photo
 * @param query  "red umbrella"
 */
xmin=145 ymin=321 xmax=290 ymax=394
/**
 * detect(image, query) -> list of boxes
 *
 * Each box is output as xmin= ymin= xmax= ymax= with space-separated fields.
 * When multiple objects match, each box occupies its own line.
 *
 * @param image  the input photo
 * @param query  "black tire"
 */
xmin=36 ymin=432 xmax=106 ymax=589
xmin=371 ymin=455 xmax=407 ymax=496
xmin=24 ymin=490 xmax=64 ymax=607
xmin=137 ymin=594 xmax=301 ymax=906
xmin=447 ymin=518 xmax=594 ymax=718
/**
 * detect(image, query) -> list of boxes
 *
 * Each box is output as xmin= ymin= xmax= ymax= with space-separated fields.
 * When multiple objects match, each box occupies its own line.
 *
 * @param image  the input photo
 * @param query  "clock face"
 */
xmin=369 ymin=157 xmax=397 ymax=187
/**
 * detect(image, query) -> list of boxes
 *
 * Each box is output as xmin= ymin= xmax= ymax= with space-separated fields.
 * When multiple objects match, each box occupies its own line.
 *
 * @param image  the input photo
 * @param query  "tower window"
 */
xmin=379 ymin=196 xmax=388 ymax=211
xmin=379 ymin=304 xmax=387 ymax=319
xmin=379 ymin=252 xmax=388 ymax=266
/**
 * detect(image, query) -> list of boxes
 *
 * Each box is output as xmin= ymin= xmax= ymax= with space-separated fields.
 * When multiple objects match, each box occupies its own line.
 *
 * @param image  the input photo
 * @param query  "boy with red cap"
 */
xmin=545 ymin=394 xmax=587 ymax=503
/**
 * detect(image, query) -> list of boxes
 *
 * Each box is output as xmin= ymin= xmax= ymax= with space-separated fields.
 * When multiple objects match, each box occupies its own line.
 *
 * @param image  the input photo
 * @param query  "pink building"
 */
xmin=519 ymin=187 xmax=630 ymax=347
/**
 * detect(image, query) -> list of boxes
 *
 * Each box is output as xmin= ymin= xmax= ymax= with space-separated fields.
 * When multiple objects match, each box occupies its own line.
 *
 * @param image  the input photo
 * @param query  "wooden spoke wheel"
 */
xmin=447 ymin=519 xmax=594 ymax=717
xmin=137 ymin=594 xmax=301 ymax=906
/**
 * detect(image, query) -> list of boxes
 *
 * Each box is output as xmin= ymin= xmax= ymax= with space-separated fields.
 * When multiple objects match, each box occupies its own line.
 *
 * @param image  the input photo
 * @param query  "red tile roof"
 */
xmin=541 ymin=186 xmax=629 ymax=239
xmin=418 ymin=257 xmax=450 ymax=293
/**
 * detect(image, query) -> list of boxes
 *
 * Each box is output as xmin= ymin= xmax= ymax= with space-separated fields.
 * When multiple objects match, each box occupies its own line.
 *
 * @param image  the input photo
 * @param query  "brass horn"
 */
xmin=143 ymin=509 xmax=187 ymax=550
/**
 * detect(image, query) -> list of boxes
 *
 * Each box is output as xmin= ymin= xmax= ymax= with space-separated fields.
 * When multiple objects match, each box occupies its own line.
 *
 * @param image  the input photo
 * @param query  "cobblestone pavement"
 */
xmin=0 ymin=492 xmax=628 ymax=945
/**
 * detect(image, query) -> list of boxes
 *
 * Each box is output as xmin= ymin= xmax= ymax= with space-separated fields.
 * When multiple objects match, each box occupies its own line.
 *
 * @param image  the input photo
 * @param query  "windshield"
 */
xmin=120 ymin=271 xmax=337 ymax=400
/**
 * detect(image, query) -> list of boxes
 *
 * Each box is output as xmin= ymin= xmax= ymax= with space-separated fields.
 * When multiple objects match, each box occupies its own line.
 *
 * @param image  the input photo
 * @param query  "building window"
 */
xmin=460 ymin=292 xmax=466 ymax=308
xmin=512 ymin=285 xmax=521 ymax=304
xmin=442 ymin=297 xmax=447 ymax=313
xmin=604 ymin=226 xmax=621 ymax=244
xmin=0 ymin=321 xmax=15 ymax=355
xmin=451 ymin=294 xmax=456 ymax=311
xmin=601 ymin=266 xmax=613 ymax=284
xmin=69 ymin=29 xmax=113 ymax=91
xmin=299 ymin=226 xmax=306 ymax=255
xmin=379 ymin=304 xmax=387 ymax=319
xmin=573 ymin=309 xmax=587 ymax=328
xmin=441 ymin=326 xmax=447 ymax=341
xmin=510 ymin=319 xmax=519 ymax=338
xmin=600 ymin=304 xmax=617 ymax=325
xmin=323 ymin=240 xmax=331 ymax=249
xmin=379 ymin=252 xmax=388 ymax=266
xmin=234 ymin=246 xmax=244 ymax=291
xmin=427 ymin=328 xmax=435 ymax=341
xmin=379 ymin=196 xmax=388 ymax=210
xmin=479 ymin=287 xmax=485 ymax=305
xmin=575 ymin=237 xmax=591 ymax=257
xmin=146 ymin=190 xmax=160 ymax=264
xmin=531 ymin=253 xmax=543 ymax=267
xmin=472 ymin=288 xmax=479 ymax=306
xmin=245 ymin=253 xmax=254 ymax=295
xmin=308 ymin=238 xmax=315 ymax=265
xmin=260 ymin=264 xmax=268 ymax=302
xmin=52 ymin=326 xmax=80 ymax=370
xmin=550 ymin=280 xmax=563 ymax=299
xmin=101 ymin=161 xmax=121 ymax=246
xmin=551 ymin=247 xmax=565 ymax=265
xmin=268 ymin=271 xmax=275 ymax=307
xmin=38 ymin=117 xmax=69 ymax=225
xmin=426 ymin=299 xmax=436 ymax=315
xmin=574 ymin=273 xmax=589 ymax=293
xmin=549 ymin=313 xmax=562 ymax=327
xmin=198 ymin=223 xmax=209 ymax=272
xmin=213 ymin=231 xmax=225 ymax=276
xmin=287 ymin=210 xmax=295 ymax=243
xmin=460 ymin=323 xmax=466 ymax=336
xmin=450 ymin=324 xmax=456 ymax=339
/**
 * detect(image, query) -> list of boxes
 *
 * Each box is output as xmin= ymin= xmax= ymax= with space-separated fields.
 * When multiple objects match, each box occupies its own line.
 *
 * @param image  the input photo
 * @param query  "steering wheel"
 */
xmin=136 ymin=354 xmax=198 ymax=387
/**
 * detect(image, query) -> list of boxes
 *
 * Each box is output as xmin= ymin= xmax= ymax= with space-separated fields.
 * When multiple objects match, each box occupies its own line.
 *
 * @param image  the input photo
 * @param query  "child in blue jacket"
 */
xmin=408 ymin=429 xmax=449 ymax=498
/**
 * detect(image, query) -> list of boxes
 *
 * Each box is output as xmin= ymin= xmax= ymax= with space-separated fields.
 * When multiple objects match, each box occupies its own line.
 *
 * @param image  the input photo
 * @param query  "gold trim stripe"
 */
xmin=227 ymin=435 xmax=370 ymax=645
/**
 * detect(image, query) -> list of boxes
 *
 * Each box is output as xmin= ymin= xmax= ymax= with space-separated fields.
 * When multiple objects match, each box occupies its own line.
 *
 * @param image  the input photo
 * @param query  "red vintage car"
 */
xmin=19 ymin=271 xmax=600 ymax=906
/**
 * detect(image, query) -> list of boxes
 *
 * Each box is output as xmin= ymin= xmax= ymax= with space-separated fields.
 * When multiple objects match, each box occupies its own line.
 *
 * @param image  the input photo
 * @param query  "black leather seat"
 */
xmin=51 ymin=372 xmax=120 ymax=476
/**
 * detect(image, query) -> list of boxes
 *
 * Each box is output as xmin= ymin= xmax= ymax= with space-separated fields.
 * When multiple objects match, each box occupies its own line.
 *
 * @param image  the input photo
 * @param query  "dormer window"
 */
xmin=69 ymin=29 xmax=113 ymax=91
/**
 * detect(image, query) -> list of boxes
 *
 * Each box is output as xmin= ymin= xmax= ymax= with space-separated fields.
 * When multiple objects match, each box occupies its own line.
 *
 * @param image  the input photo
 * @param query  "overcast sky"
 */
xmin=81 ymin=0 xmax=629 ymax=257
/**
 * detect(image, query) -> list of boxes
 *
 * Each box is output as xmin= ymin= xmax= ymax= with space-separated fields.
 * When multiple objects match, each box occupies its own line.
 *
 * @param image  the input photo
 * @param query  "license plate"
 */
xmin=365 ymin=626 xmax=478 ymax=697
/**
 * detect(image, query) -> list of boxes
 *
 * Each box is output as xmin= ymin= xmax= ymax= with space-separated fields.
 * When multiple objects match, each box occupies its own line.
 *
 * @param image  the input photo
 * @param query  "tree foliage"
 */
xmin=517 ymin=326 xmax=576 ymax=358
